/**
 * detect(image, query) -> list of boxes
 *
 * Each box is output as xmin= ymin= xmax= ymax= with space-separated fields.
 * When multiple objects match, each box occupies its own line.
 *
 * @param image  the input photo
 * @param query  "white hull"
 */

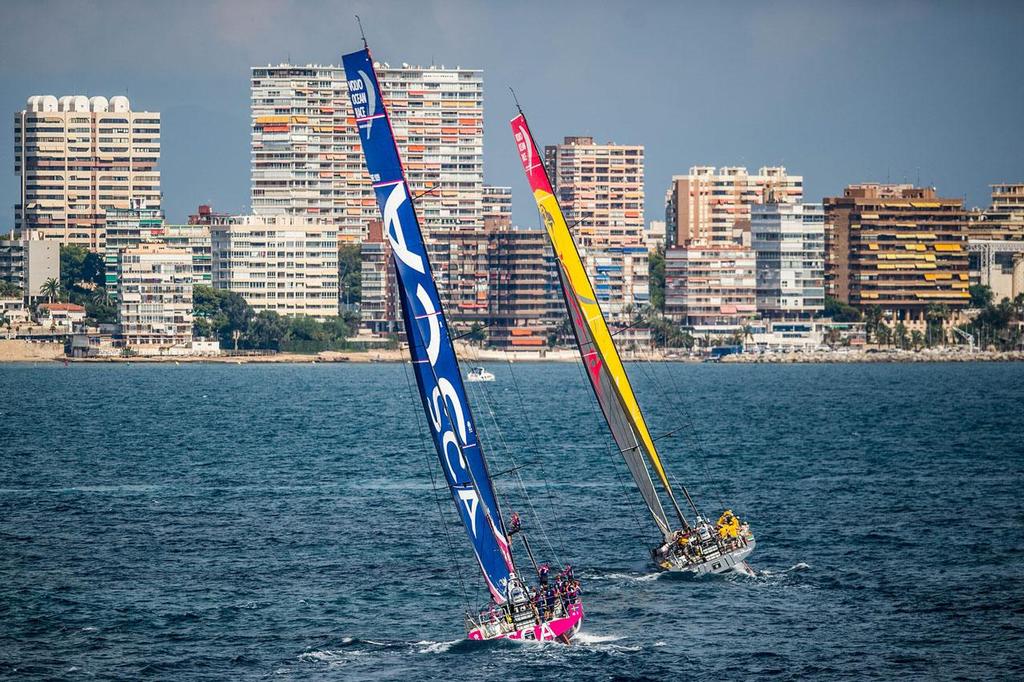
xmin=662 ymin=538 xmax=756 ymax=576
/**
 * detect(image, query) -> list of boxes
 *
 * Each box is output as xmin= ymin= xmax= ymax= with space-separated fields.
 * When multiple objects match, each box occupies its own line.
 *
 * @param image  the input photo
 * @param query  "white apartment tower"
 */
xmin=250 ymin=62 xmax=484 ymax=243
xmin=14 ymin=95 xmax=160 ymax=250
xmin=751 ymin=202 xmax=826 ymax=317
xmin=210 ymin=215 xmax=339 ymax=318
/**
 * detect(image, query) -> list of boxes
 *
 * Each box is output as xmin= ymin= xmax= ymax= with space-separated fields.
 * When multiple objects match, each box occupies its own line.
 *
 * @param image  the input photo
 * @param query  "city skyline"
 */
xmin=2 ymin=0 xmax=1022 ymax=228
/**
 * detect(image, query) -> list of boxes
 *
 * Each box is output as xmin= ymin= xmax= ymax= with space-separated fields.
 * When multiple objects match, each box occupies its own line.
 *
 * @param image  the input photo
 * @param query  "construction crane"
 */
xmin=951 ymin=326 xmax=976 ymax=352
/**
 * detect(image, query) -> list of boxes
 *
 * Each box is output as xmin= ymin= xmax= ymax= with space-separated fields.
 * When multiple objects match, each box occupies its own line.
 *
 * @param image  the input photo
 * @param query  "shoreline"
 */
xmin=2 ymin=349 xmax=1023 ymax=365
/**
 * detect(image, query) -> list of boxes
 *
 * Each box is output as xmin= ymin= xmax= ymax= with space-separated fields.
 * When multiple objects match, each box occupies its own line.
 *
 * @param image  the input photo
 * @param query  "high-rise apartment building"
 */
xmin=0 ymin=237 xmax=60 ymax=298
xmin=103 ymin=201 xmax=165 ymax=295
xmin=210 ymin=215 xmax=339 ymax=318
xmin=968 ymin=183 xmax=1024 ymax=303
xmin=487 ymin=225 xmax=560 ymax=349
xmin=543 ymin=136 xmax=645 ymax=250
xmin=664 ymin=244 xmax=757 ymax=331
xmin=160 ymin=225 xmax=213 ymax=286
xmin=824 ymin=184 xmax=970 ymax=323
xmin=542 ymin=135 xmax=645 ymax=319
xmin=250 ymin=62 xmax=484 ymax=243
xmin=483 ymin=185 xmax=513 ymax=228
xmin=359 ymin=220 xmax=398 ymax=334
xmin=118 ymin=242 xmax=193 ymax=353
xmin=751 ymin=202 xmax=825 ymax=318
xmin=664 ymin=166 xmax=802 ymax=247
xmin=14 ymin=95 xmax=160 ymax=250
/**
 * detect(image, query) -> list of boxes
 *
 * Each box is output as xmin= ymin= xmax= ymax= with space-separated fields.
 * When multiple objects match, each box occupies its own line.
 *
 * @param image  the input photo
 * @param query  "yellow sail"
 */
xmin=512 ymin=114 xmax=685 ymax=525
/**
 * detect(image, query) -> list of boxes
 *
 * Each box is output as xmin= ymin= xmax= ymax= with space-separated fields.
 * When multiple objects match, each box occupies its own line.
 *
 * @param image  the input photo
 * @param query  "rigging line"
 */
xmin=402 ymin=358 xmax=472 ymax=612
xmin=565 ymin=332 xmax=651 ymax=549
xmin=469 ymin=372 xmax=561 ymax=567
xmin=632 ymin=342 xmax=727 ymax=513
xmin=500 ymin=351 xmax=568 ymax=562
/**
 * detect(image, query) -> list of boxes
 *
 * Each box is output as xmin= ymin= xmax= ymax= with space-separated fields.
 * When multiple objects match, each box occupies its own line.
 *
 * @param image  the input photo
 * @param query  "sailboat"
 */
xmin=510 ymin=109 xmax=756 ymax=576
xmin=342 ymin=45 xmax=583 ymax=642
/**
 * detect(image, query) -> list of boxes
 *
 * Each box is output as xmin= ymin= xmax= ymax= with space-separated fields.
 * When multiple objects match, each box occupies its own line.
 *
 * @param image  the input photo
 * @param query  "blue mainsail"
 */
xmin=342 ymin=49 xmax=514 ymax=603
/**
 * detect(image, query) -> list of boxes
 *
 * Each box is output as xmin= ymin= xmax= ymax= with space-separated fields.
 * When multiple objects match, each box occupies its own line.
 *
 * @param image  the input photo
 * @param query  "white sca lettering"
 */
xmin=437 ymin=377 xmax=468 ymax=443
xmin=457 ymin=488 xmax=480 ymax=536
xmin=415 ymin=285 xmax=440 ymax=365
xmin=383 ymin=183 xmax=425 ymax=274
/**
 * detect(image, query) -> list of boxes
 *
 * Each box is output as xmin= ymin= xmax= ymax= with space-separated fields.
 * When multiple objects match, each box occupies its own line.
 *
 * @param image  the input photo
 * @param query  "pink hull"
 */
xmin=467 ymin=603 xmax=584 ymax=643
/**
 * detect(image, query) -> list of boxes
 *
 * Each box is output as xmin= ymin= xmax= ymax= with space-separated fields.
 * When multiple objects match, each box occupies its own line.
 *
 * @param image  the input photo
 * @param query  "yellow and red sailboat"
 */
xmin=510 ymin=109 xmax=755 ymax=575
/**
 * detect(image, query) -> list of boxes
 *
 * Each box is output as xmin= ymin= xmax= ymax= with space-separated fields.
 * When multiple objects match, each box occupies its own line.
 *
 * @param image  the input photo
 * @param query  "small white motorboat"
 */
xmin=466 ymin=366 xmax=495 ymax=383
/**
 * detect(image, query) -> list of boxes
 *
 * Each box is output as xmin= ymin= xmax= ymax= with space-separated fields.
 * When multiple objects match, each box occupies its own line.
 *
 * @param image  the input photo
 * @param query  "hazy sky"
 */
xmin=2 ymin=0 xmax=1022 ymax=226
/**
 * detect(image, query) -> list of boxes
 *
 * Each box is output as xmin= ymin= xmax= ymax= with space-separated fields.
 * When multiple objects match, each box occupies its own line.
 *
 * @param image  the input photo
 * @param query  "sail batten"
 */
xmin=344 ymin=49 xmax=513 ymax=602
xmin=512 ymin=113 xmax=680 ymax=536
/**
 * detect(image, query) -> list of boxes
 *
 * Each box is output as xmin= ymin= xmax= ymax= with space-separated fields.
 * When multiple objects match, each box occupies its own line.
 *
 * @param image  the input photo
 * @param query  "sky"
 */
xmin=2 ymin=0 xmax=1022 ymax=227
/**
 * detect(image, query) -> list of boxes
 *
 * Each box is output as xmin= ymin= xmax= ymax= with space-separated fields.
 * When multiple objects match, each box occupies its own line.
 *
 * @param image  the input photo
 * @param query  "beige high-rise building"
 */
xmin=824 ymin=184 xmax=970 ymax=325
xmin=664 ymin=166 xmax=802 ymax=247
xmin=118 ymin=242 xmax=193 ymax=352
xmin=542 ymin=136 xmax=646 ymax=319
xmin=664 ymin=243 xmax=757 ymax=331
xmin=250 ymin=62 xmax=484 ymax=243
xmin=210 ymin=215 xmax=339 ymax=318
xmin=543 ymin=136 xmax=645 ymax=250
xmin=14 ymin=95 xmax=160 ymax=250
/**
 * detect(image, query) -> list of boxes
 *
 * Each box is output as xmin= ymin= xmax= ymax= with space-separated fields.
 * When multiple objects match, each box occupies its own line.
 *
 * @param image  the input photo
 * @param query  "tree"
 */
xmin=910 ymin=330 xmax=925 ymax=350
xmin=547 ymin=315 xmax=573 ymax=348
xmin=969 ymin=284 xmax=994 ymax=308
xmin=648 ymin=246 xmax=666 ymax=312
xmin=863 ymin=305 xmax=883 ymax=343
xmin=60 ymin=245 xmax=104 ymax=291
xmin=86 ymin=287 xmax=117 ymax=324
xmin=40 ymin=277 xmax=61 ymax=303
xmin=893 ymin=322 xmax=909 ymax=350
xmin=338 ymin=244 xmax=362 ymax=306
xmin=0 ymin=281 xmax=23 ymax=298
xmin=925 ymin=303 xmax=950 ymax=347
xmin=875 ymin=322 xmax=891 ymax=347
xmin=824 ymin=296 xmax=862 ymax=323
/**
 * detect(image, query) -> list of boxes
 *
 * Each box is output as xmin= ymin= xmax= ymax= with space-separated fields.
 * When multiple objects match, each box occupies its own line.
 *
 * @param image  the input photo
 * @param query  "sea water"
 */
xmin=1 ymin=362 xmax=1022 ymax=680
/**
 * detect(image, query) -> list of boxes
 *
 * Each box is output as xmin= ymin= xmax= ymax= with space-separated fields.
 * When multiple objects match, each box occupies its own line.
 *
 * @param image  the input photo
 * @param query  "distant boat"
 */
xmin=466 ymin=366 xmax=495 ymax=383
xmin=511 ymin=109 xmax=756 ymax=576
xmin=344 ymin=43 xmax=583 ymax=643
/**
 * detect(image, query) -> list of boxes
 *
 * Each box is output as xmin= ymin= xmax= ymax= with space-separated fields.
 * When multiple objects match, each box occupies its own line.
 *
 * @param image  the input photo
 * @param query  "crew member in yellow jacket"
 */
xmin=717 ymin=510 xmax=740 ymax=540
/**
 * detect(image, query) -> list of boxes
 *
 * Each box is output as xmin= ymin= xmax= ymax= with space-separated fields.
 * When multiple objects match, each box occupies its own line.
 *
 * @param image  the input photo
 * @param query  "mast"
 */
xmin=343 ymin=47 xmax=515 ymax=603
xmin=510 ymin=111 xmax=691 ymax=534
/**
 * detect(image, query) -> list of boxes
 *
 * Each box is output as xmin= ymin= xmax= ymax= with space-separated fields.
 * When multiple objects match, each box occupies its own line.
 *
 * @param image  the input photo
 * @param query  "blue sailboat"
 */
xmin=341 ymin=44 xmax=583 ymax=643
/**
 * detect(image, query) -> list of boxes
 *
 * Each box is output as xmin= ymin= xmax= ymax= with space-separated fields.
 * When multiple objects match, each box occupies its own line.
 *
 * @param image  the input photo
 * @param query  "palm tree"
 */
xmin=893 ymin=322 xmax=909 ymax=350
xmin=40 ymin=277 xmax=61 ymax=304
xmin=910 ymin=330 xmax=925 ymax=350
xmin=92 ymin=287 xmax=114 ymax=307
xmin=875 ymin=322 xmax=892 ymax=347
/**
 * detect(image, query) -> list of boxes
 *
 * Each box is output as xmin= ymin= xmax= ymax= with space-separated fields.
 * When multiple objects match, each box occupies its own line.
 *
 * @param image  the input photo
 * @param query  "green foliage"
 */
xmin=893 ymin=322 xmax=909 ymax=350
xmin=824 ymin=296 xmax=862 ymax=323
xmin=0 ymin=281 xmax=22 ymax=298
xmin=966 ymin=293 xmax=1024 ymax=350
xmin=40 ymin=277 xmax=62 ymax=302
xmin=648 ymin=246 xmax=666 ymax=312
xmin=57 ymin=246 xmax=115 ymax=323
xmin=60 ymin=245 xmax=104 ymax=291
xmin=339 ymin=244 xmax=362 ymax=305
xmin=193 ymin=284 xmax=254 ymax=348
xmin=193 ymin=284 xmax=357 ymax=352
xmin=969 ymin=284 xmax=994 ymax=308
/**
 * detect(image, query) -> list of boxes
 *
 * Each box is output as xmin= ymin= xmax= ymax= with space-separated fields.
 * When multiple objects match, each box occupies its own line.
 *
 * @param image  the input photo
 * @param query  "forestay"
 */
xmin=343 ymin=48 xmax=514 ymax=602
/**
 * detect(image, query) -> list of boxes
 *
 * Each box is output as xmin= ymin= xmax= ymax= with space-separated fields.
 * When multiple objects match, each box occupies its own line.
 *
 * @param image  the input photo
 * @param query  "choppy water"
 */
xmin=1 ymin=361 xmax=1022 ymax=680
